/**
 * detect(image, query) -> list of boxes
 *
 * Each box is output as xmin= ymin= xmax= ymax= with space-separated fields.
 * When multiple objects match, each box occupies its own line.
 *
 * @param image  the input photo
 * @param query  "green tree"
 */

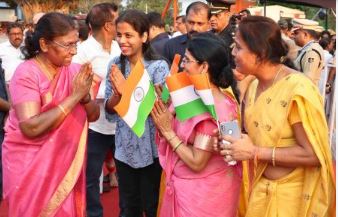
xmin=3 ymin=0 xmax=80 ymax=22
xmin=3 ymin=0 xmax=122 ymax=22
xmin=125 ymin=0 xmax=167 ymax=13
xmin=75 ymin=0 xmax=121 ymax=14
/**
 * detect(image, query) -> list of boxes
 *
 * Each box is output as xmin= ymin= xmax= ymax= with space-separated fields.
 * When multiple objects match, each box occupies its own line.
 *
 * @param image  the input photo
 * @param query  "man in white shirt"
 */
xmin=72 ymin=3 xmax=120 ymax=217
xmin=172 ymin=15 xmax=187 ymax=38
xmin=0 ymin=22 xmax=24 ymax=83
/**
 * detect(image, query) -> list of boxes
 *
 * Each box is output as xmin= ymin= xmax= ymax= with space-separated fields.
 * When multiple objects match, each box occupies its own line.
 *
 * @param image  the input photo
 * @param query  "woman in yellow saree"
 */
xmin=216 ymin=16 xmax=335 ymax=217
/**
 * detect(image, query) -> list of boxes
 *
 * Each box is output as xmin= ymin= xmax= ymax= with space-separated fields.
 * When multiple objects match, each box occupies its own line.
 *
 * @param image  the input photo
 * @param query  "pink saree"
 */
xmin=2 ymin=60 xmax=88 ymax=217
xmin=157 ymin=92 xmax=242 ymax=217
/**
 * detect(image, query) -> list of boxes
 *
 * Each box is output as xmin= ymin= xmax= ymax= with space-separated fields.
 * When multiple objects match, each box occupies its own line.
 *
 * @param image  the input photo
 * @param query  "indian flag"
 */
xmin=162 ymin=54 xmax=181 ymax=103
xmin=188 ymin=73 xmax=218 ymax=120
xmin=114 ymin=60 xmax=156 ymax=137
xmin=166 ymin=72 xmax=210 ymax=121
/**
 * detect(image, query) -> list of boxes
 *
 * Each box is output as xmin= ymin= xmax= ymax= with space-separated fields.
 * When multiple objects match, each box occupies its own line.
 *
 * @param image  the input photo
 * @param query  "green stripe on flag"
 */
xmin=131 ymin=83 xmax=156 ymax=137
xmin=175 ymin=99 xmax=209 ymax=121
xmin=206 ymin=105 xmax=217 ymax=120
xmin=161 ymin=84 xmax=170 ymax=103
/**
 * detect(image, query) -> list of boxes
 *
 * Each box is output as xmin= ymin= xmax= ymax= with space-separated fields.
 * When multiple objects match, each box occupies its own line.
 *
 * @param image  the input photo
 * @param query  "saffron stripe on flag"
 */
xmin=189 ymin=73 xmax=218 ymax=120
xmin=114 ymin=61 xmax=145 ymax=117
xmin=166 ymin=71 xmax=216 ymax=121
xmin=170 ymin=54 xmax=181 ymax=74
xmin=114 ymin=60 xmax=156 ymax=137
xmin=191 ymin=74 xmax=211 ymax=90
xmin=162 ymin=54 xmax=181 ymax=103
xmin=166 ymin=72 xmax=192 ymax=92
xmin=120 ymin=69 xmax=152 ymax=128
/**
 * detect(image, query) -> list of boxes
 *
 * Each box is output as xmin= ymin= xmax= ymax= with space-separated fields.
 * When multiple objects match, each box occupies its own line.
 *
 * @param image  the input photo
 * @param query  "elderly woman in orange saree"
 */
xmin=2 ymin=13 xmax=99 ymax=217
xmin=216 ymin=16 xmax=335 ymax=217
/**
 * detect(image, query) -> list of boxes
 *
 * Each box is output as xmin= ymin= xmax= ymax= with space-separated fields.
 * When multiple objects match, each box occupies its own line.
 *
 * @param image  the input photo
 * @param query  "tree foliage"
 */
xmin=3 ymin=0 xmax=79 ymax=22
xmin=2 ymin=0 xmax=121 ymax=23
xmin=75 ymin=0 xmax=121 ymax=14
xmin=125 ymin=0 xmax=168 ymax=13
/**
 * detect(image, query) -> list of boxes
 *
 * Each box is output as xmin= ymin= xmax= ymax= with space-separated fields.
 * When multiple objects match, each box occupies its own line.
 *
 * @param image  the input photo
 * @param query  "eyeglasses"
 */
xmin=51 ymin=40 xmax=77 ymax=51
xmin=9 ymin=32 xmax=23 ymax=36
xmin=181 ymin=56 xmax=199 ymax=65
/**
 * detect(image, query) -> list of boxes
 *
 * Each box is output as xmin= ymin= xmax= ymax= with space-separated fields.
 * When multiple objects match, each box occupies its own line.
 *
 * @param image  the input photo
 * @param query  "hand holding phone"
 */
xmin=219 ymin=120 xmax=241 ymax=166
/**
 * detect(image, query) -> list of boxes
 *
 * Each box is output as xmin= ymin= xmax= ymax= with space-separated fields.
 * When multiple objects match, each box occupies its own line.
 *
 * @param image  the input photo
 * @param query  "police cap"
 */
xmin=206 ymin=0 xmax=236 ymax=14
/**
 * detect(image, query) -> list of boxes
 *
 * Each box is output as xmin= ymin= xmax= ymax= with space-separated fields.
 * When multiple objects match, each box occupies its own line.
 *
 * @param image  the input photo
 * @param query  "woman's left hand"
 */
xmin=151 ymin=100 xmax=174 ymax=139
xmin=219 ymin=134 xmax=257 ymax=162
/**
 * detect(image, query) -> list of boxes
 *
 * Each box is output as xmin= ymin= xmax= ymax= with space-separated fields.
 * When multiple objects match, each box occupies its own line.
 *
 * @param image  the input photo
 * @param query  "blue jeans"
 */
xmin=86 ymin=129 xmax=115 ymax=217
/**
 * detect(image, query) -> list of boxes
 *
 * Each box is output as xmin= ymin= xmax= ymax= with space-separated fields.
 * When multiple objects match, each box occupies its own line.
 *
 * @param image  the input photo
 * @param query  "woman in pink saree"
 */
xmin=2 ymin=13 xmax=99 ymax=217
xmin=152 ymin=33 xmax=242 ymax=217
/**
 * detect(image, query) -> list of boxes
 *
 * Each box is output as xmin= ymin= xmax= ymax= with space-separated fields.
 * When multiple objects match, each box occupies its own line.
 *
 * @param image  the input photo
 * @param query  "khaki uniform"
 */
xmin=281 ymin=33 xmax=300 ymax=62
xmin=294 ymin=40 xmax=324 ymax=86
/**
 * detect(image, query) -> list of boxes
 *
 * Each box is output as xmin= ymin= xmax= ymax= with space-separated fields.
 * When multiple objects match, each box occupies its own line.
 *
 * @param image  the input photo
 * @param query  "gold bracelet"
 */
xmin=57 ymin=104 xmax=67 ymax=116
xmin=272 ymin=147 xmax=276 ymax=167
xmin=166 ymin=133 xmax=176 ymax=142
xmin=173 ymin=141 xmax=183 ymax=152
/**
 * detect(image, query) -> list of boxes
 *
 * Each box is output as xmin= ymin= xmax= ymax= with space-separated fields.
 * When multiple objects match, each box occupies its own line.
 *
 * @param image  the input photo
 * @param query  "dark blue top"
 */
xmin=163 ymin=34 xmax=188 ymax=70
xmin=150 ymin=32 xmax=170 ymax=59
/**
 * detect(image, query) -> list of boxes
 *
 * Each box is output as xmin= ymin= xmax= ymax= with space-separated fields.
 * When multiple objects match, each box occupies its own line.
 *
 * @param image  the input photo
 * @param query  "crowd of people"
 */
xmin=0 ymin=0 xmax=335 ymax=217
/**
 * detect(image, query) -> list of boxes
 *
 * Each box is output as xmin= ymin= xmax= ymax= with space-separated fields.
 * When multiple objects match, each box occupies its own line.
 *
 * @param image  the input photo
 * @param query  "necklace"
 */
xmin=272 ymin=65 xmax=283 ymax=86
xmin=35 ymin=56 xmax=59 ymax=80
xmin=258 ymin=65 xmax=284 ymax=92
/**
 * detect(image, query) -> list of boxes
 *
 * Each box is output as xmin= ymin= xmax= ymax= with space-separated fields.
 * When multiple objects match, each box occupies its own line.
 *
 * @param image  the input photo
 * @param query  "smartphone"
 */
xmin=220 ymin=120 xmax=241 ymax=139
xmin=219 ymin=120 xmax=241 ymax=166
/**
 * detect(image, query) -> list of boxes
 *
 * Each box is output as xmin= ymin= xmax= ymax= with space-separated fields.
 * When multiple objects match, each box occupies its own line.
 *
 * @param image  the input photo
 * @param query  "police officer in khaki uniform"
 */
xmin=293 ymin=25 xmax=324 ymax=86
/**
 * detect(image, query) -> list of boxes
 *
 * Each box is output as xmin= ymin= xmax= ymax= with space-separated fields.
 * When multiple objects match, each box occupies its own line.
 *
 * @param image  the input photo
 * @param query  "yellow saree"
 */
xmin=242 ymin=73 xmax=335 ymax=217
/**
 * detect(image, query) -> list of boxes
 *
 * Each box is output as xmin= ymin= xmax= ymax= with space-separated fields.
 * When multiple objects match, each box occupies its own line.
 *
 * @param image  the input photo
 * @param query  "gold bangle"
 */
xmin=272 ymin=147 xmax=276 ymax=167
xmin=173 ymin=141 xmax=182 ymax=152
xmin=57 ymin=104 xmax=67 ymax=116
xmin=167 ymin=133 xmax=176 ymax=142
